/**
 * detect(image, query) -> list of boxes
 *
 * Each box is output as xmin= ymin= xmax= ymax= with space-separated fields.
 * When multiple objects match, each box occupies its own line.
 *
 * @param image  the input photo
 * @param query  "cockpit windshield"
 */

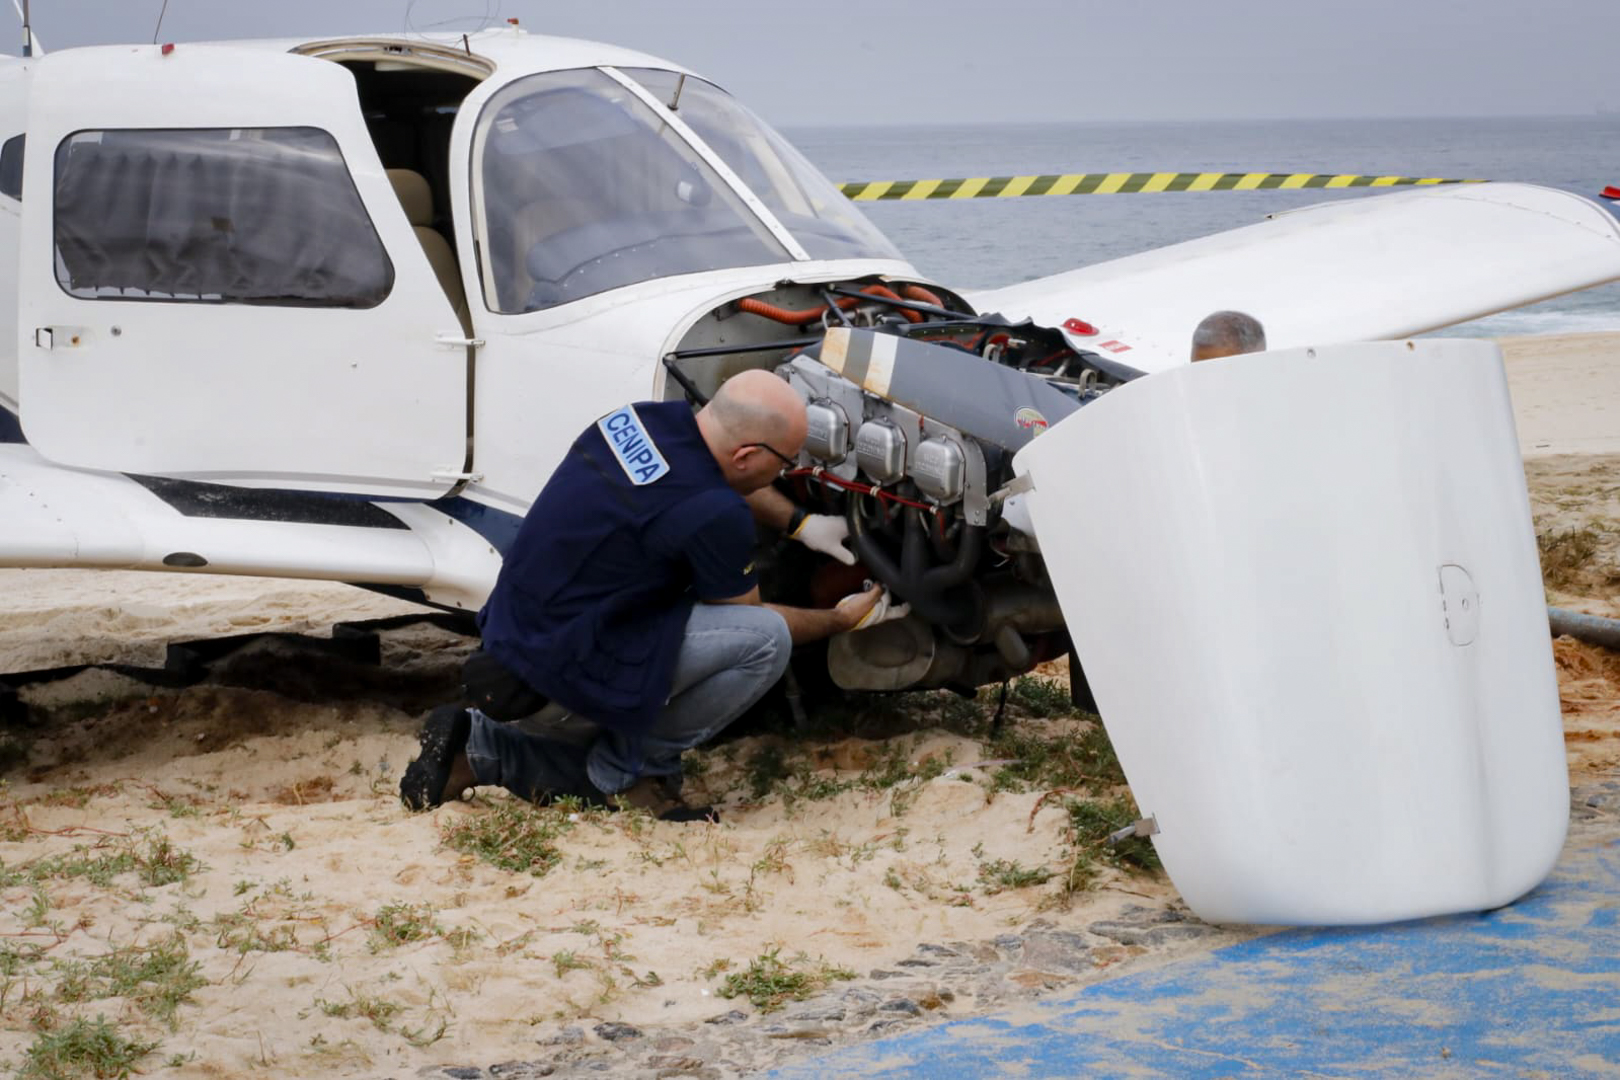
xmin=621 ymin=69 xmax=902 ymax=263
xmin=473 ymin=68 xmax=790 ymax=313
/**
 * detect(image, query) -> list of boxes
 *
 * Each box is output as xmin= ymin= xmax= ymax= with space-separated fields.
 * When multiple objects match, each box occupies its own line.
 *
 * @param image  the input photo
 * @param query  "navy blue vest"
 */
xmin=478 ymin=401 xmax=754 ymax=733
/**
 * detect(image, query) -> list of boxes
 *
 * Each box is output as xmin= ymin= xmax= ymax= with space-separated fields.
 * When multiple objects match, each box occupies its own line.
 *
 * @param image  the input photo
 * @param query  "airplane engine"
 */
xmin=665 ymin=280 xmax=1137 ymax=696
xmin=779 ymin=328 xmax=1093 ymax=694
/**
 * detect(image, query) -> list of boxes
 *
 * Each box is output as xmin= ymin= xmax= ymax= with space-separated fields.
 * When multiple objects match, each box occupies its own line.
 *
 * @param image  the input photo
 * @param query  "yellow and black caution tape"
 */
xmin=837 ymin=172 xmax=1486 ymax=201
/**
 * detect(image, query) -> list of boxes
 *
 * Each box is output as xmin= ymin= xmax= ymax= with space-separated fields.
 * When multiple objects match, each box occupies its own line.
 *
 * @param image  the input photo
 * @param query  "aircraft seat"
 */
xmin=387 ymin=168 xmax=470 ymax=333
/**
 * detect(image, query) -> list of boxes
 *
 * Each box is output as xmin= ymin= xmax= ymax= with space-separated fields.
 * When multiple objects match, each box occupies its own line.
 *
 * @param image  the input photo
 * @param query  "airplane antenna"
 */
xmin=669 ymin=73 xmax=686 ymax=112
xmin=152 ymin=0 xmax=169 ymax=45
xmin=16 ymin=0 xmax=30 ymax=57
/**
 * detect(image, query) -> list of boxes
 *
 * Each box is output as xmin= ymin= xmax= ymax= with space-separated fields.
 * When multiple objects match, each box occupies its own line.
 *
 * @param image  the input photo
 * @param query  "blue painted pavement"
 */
xmin=772 ymin=837 xmax=1620 ymax=1078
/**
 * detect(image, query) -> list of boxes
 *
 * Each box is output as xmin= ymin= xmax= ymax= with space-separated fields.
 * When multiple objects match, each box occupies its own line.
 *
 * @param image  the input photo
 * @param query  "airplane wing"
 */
xmin=0 ymin=444 xmax=501 ymax=612
xmin=966 ymin=182 xmax=1620 ymax=375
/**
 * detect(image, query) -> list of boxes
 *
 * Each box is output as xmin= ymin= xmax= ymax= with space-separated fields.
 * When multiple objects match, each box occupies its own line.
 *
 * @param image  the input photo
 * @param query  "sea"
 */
xmin=786 ymin=116 xmax=1620 ymax=338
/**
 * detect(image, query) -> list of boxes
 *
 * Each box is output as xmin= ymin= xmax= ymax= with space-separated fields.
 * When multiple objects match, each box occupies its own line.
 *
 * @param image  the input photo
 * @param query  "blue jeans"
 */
xmin=465 ymin=603 xmax=792 ymax=798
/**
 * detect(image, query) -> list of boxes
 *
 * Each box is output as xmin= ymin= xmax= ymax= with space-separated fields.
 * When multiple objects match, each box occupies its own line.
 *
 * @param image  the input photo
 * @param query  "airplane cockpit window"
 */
xmin=621 ymin=69 xmax=901 ymax=263
xmin=473 ymin=68 xmax=790 ymax=313
xmin=53 ymin=127 xmax=393 ymax=307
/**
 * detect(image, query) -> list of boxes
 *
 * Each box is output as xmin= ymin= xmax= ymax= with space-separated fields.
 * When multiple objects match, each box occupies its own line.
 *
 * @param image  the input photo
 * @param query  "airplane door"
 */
xmin=17 ymin=45 xmax=469 ymax=498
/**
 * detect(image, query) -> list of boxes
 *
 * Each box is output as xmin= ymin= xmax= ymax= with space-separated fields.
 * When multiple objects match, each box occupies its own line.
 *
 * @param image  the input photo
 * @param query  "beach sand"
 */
xmin=0 ymin=332 xmax=1615 ymax=1078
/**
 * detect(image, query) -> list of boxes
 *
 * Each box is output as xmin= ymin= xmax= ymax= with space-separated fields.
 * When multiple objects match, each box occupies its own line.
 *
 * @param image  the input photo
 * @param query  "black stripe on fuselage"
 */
xmin=128 ymin=474 xmax=411 ymax=529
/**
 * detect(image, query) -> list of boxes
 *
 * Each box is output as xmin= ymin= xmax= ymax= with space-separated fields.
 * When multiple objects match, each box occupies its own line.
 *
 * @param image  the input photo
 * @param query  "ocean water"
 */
xmin=787 ymin=116 xmax=1620 ymax=338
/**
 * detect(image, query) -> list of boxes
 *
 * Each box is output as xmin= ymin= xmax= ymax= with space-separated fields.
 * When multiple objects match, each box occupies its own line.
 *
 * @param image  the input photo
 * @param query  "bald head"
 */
xmin=1191 ymin=311 xmax=1267 ymax=362
xmin=702 ymin=369 xmax=806 ymax=446
xmin=696 ymin=368 xmax=808 ymax=493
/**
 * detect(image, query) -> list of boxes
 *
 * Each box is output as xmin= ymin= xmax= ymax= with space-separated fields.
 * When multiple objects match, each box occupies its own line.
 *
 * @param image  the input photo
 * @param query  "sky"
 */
xmin=6 ymin=0 xmax=1618 ymax=126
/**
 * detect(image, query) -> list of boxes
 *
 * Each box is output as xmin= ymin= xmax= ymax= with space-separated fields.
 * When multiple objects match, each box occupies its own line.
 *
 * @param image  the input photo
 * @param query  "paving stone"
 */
xmin=645 ymin=1055 xmax=708 ymax=1074
xmin=651 ymin=1036 xmax=696 ymax=1053
xmin=488 ymin=1065 xmax=554 ymax=1079
xmin=1008 ymin=968 xmax=1075 ymax=991
xmin=536 ymin=1027 xmax=584 ymax=1047
xmin=781 ymin=1003 xmax=846 ymax=1023
xmin=879 ymin=998 xmax=922 ymax=1016
xmin=1087 ymin=921 xmax=1216 ymax=947
xmin=915 ymin=943 xmax=960 ymax=958
xmin=703 ymin=1010 xmax=748 ymax=1025
xmin=593 ymin=1021 xmax=643 ymax=1042
xmin=1019 ymin=929 xmax=1095 ymax=973
xmin=868 ymin=968 xmax=902 ymax=979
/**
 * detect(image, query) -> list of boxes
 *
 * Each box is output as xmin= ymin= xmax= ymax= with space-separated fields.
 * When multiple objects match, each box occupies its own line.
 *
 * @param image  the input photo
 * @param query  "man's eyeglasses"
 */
xmin=743 ymin=442 xmax=797 ymax=474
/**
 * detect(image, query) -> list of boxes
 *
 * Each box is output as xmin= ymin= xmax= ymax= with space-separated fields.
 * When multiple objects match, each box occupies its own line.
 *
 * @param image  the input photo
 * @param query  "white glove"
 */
xmin=791 ymin=513 xmax=857 ymax=566
xmin=836 ymin=584 xmax=911 ymax=631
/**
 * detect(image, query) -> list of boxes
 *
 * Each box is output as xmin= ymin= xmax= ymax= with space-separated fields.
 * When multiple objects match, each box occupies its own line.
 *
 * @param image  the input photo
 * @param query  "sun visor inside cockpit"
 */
xmin=1013 ymin=339 xmax=1569 ymax=925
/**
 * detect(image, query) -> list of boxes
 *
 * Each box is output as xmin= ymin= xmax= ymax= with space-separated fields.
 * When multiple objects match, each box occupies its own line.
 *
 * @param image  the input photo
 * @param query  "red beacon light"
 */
xmin=1063 ymin=317 xmax=1099 ymax=336
xmin=160 ymin=43 xmax=175 ymax=56
xmin=1600 ymin=185 xmax=1620 ymax=201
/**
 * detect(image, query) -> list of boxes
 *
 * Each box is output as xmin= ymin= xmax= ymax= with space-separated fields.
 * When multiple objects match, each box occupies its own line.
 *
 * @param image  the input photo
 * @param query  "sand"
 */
xmin=0 ymin=331 xmax=1616 ymax=1078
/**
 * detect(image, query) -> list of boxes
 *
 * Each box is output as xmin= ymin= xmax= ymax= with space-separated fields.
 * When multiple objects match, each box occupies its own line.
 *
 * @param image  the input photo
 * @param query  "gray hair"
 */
xmin=1191 ymin=311 xmax=1267 ymax=359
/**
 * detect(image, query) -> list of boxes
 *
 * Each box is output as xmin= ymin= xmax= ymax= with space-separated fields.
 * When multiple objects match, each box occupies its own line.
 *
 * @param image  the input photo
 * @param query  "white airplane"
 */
xmin=2 ymin=25 xmax=1617 ymax=925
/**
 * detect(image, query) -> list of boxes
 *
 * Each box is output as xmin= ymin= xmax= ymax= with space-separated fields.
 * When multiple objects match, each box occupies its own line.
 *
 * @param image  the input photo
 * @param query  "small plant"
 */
xmin=439 ymin=799 xmax=572 ymax=876
xmin=744 ymin=743 xmax=792 ymax=799
xmin=137 ymin=835 xmax=201 ymax=887
xmin=977 ymin=859 xmax=1053 ymax=894
xmin=1537 ymin=522 xmax=1618 ymax=591
xmin=1057 ymin=794 xmax=1164 ymax=895
xmin=1 ymin=832 xmax=201 ymax=890
xmin=316 ymin=989 xmax=402 ymax=1032
xmin=551 ymin=950 xmax=592 ymax=978
xmin=213 ymin=910 xmax=300 ymax=955
xmin=988 ymin=721 xmax=1123 ymax=793
xmin=18 ymin=1015 xmax=160 ymax=1079
xmin=51 ymin=934 xmax=207 ymax=1028
xmin=715 ymin=948 xmax=855 ymax=1013
xmin=1010 ymin=676 xmax=1076 ymax=719
xmin=369 ymin=902 xmax=442 ymax=951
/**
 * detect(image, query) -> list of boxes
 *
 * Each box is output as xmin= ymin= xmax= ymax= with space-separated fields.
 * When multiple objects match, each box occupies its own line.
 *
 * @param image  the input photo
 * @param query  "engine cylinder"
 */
xmin=854 ymin=420 xmax=906 ymax=484
xmin=804 ymin=401 xmax=850 ymax=464
xmin=913 ymin=437 xmax=966 ymax=503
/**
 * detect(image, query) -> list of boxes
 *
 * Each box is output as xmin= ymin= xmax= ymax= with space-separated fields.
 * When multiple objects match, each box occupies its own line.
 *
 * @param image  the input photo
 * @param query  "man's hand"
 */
xmin=835 ymin=583 xmax=911 ymax=632
xmin=792 ymin=513 xmax=857 ymax=566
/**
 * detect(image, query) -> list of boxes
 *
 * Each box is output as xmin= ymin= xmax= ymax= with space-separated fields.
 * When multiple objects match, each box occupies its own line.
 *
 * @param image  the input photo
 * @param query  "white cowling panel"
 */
xmin=1012 ymin=340 xmax=1568 ymax=925
xmin=969 ymin=183 xmax=1620 ymax=375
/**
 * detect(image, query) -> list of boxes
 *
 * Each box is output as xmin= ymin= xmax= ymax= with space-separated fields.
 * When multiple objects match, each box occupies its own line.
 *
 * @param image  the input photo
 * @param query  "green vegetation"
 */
xmin=53 ymin=935 xmax=206 ymax=1029
xmin=368 ymin=902 xmax=442 ymax=951
xmin=714 ymin=948 xmax=855 ymax=1013
xmin=988 ymin=720 xmax=1123 ymax=793
xmin=739 ymin=735 xmax=952 ymax=810
xmin=17 ymin=1015 xmax=160 ymax=1080
xmin=316 ymin=989 xmax=401 ymax=1031
xmin=551 ymin=950 xmax=592 ymax=978
xmin=1537 ymin=521 xmax=1619 ymax=591
xmin=0 ymin=833 xmax=200 ymax=890
xmin=439 ymin=798 xmax=573 ymax=876
xmin=977 ymin=859 xmax=1054 ymax=893
xmin=1008 ymin=676 xmax=1076 ymax=718
xmin=1059 ymin=793 xmax=1163 ymax=894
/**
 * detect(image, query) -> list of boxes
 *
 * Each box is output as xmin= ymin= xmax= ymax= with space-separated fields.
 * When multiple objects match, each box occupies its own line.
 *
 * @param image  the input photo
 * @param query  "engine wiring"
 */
xmin=785 ymin=465 xmax=942 ymax=518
